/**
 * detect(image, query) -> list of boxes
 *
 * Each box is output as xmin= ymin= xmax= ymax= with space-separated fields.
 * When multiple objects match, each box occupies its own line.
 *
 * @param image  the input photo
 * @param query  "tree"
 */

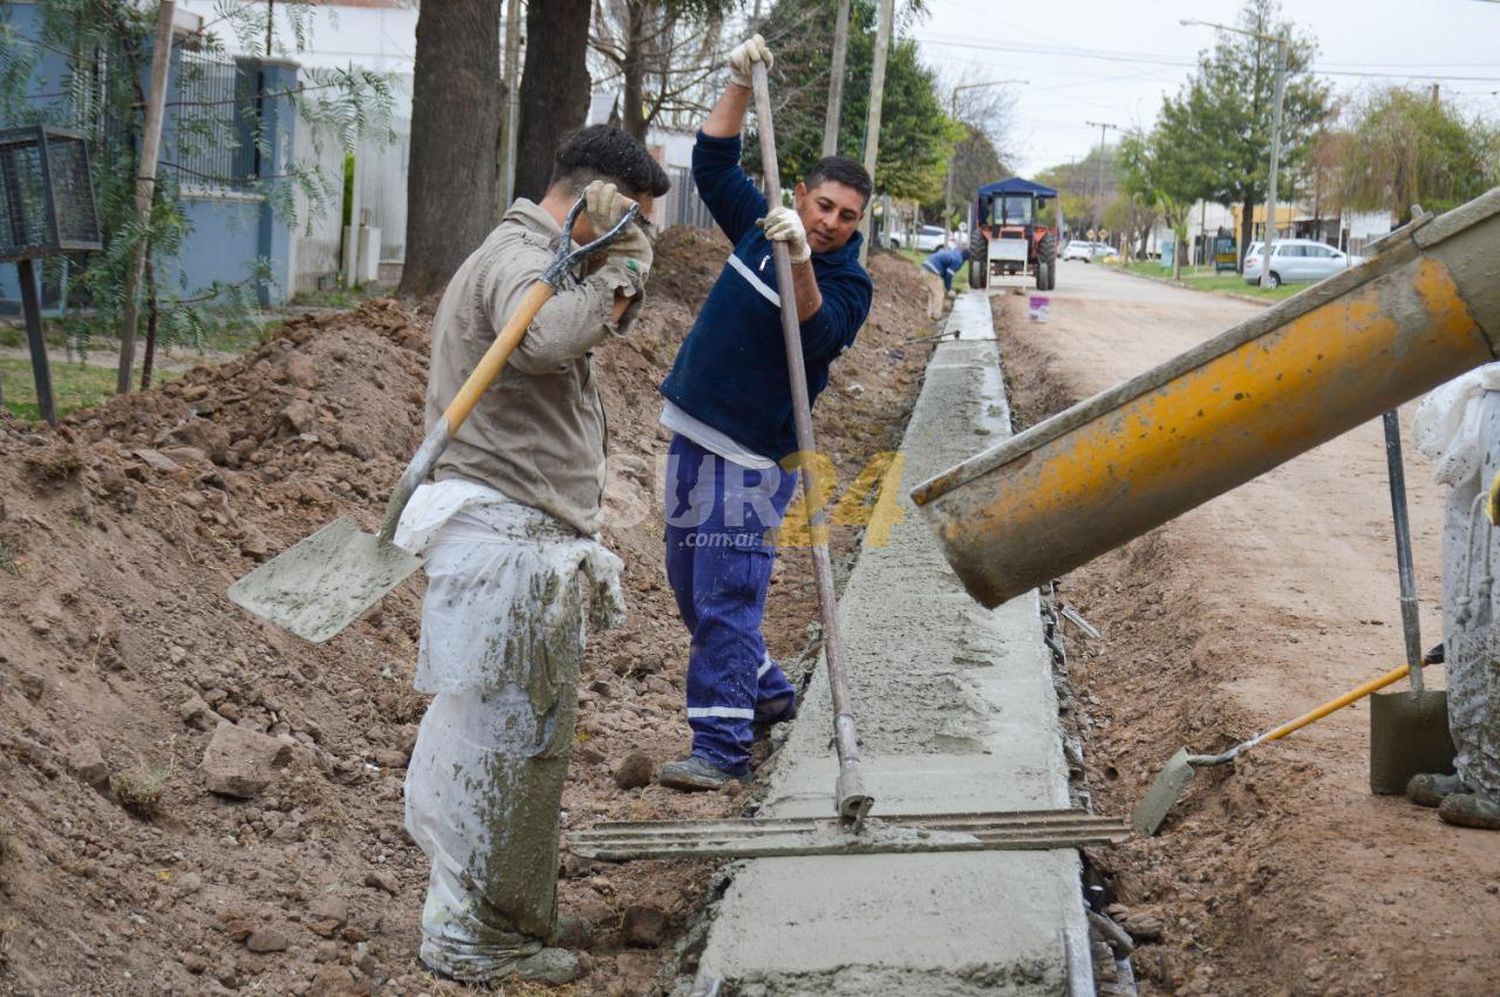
xmin=1329 ymin=86 xmax=1497 ymax=224
xmin=927 ymin=121 xmax=1004 ymax=227
xmin=1159 ymin=0 xmax=1331 ymax=265
xmin=752 ymin=0 xmax=952 ymax=203
xmin=399 ymin=1 xmax=503 ymax=297
xmin=1119 ymin=129 xmax=1203 ymax=279
xmin=926 ymin=75 xmax=1015 ymax=227
xmin=515 ymin=0 xmax=594 ymax=203
xmin=589 ymin=0 xmax=733 ymax=141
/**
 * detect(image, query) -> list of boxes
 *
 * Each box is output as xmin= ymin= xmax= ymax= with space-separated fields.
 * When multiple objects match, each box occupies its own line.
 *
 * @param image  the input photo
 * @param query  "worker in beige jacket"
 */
xmin=396 ymin=125 xmax=670 ymax=986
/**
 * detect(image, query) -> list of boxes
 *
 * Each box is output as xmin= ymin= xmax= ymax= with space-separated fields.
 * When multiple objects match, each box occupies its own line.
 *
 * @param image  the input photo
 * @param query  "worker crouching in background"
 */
xmin=922 ymin=245 xmax=970 ymax=320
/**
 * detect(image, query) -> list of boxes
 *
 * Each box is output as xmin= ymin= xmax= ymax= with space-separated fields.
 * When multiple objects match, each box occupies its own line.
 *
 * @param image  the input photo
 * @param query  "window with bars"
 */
xmin=170 ymin=50 xmax=259 ymax=191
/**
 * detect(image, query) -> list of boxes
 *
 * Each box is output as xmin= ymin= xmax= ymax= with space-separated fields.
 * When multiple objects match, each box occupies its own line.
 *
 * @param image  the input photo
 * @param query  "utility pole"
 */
xmin=943 ymin=79 xmax=1025 ymax=241
xmin=1084 ymin=120 xmax=1117 ymax=235
xmin=821 ymin=0 xmax=852 ymax=157
xmin=499 ymin=0 xmax=522 ymax=211
xmin=116 ymin=0 xmax=175 ymax=395
xmin=858 ymin=0 xmax=895 ymax=266
xmin=1260 ymin=31 xmax=1287 ymax=289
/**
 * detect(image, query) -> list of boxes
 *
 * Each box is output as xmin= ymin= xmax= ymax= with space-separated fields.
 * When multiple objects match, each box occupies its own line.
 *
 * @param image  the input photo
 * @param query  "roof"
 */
xmin=976 ymin=177 xmax=1058 ymax=199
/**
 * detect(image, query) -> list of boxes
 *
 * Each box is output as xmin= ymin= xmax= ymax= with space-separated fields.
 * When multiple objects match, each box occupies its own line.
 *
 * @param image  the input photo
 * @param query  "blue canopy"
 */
xmin=976 ymin=177 xmax=1058 ymax=199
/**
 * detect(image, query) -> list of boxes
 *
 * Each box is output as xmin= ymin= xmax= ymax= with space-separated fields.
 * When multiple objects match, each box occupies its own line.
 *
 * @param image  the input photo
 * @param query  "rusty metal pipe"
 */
xmin=911 ymin=188 xmax=1500 ymax=608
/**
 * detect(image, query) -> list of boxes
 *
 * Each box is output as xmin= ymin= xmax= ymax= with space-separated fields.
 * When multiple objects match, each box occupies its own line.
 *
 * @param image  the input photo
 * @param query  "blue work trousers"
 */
xmin=664 ymin=434 xmax=798 ymax=774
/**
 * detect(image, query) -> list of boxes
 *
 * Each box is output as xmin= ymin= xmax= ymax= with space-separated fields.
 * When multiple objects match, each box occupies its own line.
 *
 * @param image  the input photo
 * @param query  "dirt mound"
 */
xmin=0 ymin=238 xmax=937 ymax=994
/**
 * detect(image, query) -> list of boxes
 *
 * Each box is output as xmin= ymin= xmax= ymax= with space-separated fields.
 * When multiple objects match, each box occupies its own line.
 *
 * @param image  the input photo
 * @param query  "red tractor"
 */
xmin=968 ymin=177 xmax=1060 ymax=291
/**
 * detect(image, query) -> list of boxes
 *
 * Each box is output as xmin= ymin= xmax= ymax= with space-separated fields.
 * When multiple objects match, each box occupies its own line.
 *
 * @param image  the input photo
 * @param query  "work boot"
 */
xmin=658 ymin=755 xmax=740 ymax=792
xmin=1438 ymin=792 xmax=1500 ymax=830
xmin=510 ymin=947 xmax=581 ymax=985
xmin=1406 ymin=771 xmax=1469 ymax=808
xmin=419 ymin=941 xmax=579 ymax=986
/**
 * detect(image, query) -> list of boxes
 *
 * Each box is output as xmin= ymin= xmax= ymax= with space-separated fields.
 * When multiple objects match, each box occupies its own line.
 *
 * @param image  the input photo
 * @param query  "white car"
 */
xmin=1063 ymin=240 xmax=1095 ymax=262
xmin=892 ymin=225 xmax=947 ymax=252
xmin=1244 ymin=238 xmax=1365 ymax=287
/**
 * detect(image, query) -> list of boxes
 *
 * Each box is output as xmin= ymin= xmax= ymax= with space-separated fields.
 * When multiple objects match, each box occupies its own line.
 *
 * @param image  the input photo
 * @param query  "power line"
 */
xmin=915 ymin=33 xmax=1500 ymax=82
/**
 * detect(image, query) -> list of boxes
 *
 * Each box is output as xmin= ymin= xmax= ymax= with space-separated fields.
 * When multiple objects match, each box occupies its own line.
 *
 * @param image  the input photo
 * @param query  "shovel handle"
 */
xmin=1257 ymin=663 xmax=1412 ymax=746
xmin=1382 ymin=411 xmax=1425 ymax=692
xmin=377 ymin=281 xmax=557 ymax=542
xmin=750 ymin=61 xmax=873 ymax=827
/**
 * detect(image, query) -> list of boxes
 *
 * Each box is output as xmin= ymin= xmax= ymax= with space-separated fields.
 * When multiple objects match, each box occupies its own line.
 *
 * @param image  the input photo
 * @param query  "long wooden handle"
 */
xmin=1259 ymin=663 xmax=1412 ymax=745
xmin=378 ymin=280 xmax=555 ymax=542
xmin=443 ymin=281 xmax=555 ymax=432
xmin=750 ymin=62 xmax=873 ymax=828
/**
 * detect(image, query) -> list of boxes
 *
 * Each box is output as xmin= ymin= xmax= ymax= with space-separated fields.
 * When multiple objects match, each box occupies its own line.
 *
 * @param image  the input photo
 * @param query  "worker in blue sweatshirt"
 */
xmin=656 ymin=34 xmax=874 ymax=791
xmin=921 ymin=245 xmax=970 ymax=319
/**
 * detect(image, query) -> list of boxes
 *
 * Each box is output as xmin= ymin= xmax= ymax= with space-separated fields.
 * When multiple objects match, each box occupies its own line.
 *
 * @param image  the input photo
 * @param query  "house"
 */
xmin=1 ymin=1 xmax=303 ymax=310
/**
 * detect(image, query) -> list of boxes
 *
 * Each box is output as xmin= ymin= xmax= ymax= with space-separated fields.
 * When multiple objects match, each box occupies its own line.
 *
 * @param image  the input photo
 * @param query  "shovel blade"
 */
xmin=1369 ymin=690 xmax=1455 ymax=794
xmin=228 ymin=517 xmax=422 ymax=643
xmin=1132 ymin=747 xmax=1197 ymax=836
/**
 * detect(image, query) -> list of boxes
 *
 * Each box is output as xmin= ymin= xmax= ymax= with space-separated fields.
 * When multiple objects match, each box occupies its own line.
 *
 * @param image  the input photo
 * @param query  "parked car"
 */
xmin=1063 ymin=240 xmax=1112 ymax=262
xmin=1063 ymin=240 xmax=1095 ymax=262
xmin=1244 ymin=238 xmax=1364 ymax=288
xmin=891 ymin=224 xmax=947 ymax=252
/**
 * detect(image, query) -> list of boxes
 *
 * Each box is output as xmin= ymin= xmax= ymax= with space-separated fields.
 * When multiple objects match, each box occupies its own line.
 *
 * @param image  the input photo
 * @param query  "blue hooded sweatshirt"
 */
xmin=659 ymin=132 xmax=873 ymax=462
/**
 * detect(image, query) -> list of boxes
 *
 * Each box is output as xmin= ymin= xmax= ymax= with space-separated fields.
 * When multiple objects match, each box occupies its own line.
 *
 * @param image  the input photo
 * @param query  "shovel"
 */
xmin=1369 ymin=409 xmax=1456 ymax=793
xmin=749 ymin=61 xmax=872 ymax=827
xmin=1134 ymin=659 xmax=1431 ymax=835
xmin=228 ymin=195 xmax=643 ymax=642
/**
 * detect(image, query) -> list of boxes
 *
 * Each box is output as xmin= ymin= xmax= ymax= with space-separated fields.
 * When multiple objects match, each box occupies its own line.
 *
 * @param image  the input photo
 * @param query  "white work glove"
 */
xmin=760 ymin=205 xmax=810 ymax=264
xmin=727 ymin=33 xmax=773 ymax=89
xmin=584 ymin=180 xmax=652 ymax=295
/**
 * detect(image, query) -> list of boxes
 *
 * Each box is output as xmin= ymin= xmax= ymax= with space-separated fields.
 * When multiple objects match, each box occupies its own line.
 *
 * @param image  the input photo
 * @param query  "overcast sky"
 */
xmin=913 ymin=0 xmax=1500 ymax=176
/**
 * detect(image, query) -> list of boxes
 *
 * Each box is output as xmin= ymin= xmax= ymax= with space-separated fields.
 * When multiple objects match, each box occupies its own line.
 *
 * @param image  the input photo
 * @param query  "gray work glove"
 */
xmin=760 ymin=205 xmax=810 ymax=264
xmin=584 ymin=180 xmax=652 ymax=297
xmin=727 ymin=33 xmax=773 ymax=90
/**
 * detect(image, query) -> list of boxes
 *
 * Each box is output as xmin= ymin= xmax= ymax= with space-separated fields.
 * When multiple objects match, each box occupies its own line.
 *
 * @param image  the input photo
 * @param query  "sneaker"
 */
xmin=657 ymin=755 xmax=740 ymax=792
xmin=1438 ymin=792 xmax=1500 ymax=830
xmin=1406 ymin=772 xmax=1469 ymax=808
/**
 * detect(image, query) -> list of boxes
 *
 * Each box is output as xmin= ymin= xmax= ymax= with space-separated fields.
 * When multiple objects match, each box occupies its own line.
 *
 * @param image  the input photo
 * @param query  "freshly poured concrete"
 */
xmin=693 ymin=292 xmax=1094 ymax=995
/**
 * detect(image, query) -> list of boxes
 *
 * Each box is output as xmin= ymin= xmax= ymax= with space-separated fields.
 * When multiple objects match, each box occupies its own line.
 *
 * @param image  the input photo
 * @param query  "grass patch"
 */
xmin=112 ymin=766 xmax=171 ymax=820
xmin=1109 ymin=260 xmax=1301 ymax=301
xmin=0 ymin=541 xmax=18 ymax=576
xmin=289 ymin=283 xmax=395 ymax=310
xmin=1 ymin=310 xmax=275 ymax=358
xmin=0 ymin=357 xmax=181 ymax=421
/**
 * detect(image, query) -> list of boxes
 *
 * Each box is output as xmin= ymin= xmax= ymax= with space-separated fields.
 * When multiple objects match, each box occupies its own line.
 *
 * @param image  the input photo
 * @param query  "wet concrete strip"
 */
xmin=692 ymin=291 xmax=1094 ymax=995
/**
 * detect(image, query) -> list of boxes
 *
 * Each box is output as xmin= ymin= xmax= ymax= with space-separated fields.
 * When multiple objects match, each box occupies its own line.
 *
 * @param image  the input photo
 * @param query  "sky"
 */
xmin=913 ymin=0 xmax=1500 ymax=176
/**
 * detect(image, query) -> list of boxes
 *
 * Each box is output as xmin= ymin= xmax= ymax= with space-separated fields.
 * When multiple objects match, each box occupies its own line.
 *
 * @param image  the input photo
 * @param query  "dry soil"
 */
xmin=0 ymin=230 xmax=936 ymax=996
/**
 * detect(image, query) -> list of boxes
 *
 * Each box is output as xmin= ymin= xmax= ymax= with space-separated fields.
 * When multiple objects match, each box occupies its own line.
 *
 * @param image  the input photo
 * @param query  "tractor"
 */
xmin=967 ymin=177 xmax=1060 ymax=291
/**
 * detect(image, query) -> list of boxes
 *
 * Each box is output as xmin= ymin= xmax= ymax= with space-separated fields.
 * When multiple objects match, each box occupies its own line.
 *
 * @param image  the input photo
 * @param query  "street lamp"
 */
xmin=1182 ymin=18 xmax=1289 ymax=289
xmin=944 ymin=79 xmax=1027 ymax=244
